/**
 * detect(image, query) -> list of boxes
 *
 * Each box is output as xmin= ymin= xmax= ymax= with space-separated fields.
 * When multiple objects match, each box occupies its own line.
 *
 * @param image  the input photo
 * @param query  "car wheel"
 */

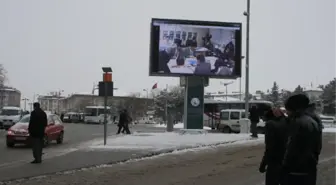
xmin=57 ymin=131 xmax=64 ymax=144
xmin=43 ymin=135 xmax=49 ymax=147
xmin=6 ymin=141 xmax=14 ymax=148
xmin=222 ymin=126 xmax=231 ymax=133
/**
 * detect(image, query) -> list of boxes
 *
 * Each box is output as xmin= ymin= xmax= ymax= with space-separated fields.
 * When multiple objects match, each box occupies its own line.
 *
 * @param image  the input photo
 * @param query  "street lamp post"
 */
xmin=220 ymin=81 xmax=234 ymax=101
xmin=22 ymin=98 xmax=29 ymax=111
xmin=243 ymin=0 xmax=251 ymax=117
xmin=240 ymin=56 xmax=245 ymax=101
xmin=57 ymin=90 xmax=64 ymax=114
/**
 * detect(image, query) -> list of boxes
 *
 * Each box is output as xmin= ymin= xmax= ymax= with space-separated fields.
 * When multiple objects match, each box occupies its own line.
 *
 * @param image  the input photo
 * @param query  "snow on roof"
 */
xmin=213 ymin=97 xmax=241 ymax=101
xmin=2 ymin=106 xmax=21 ymax=110
xmin=85 ymin=106 xmax=111 ymax=109
xmin=304 ymin=88 xmax=323 ymax=92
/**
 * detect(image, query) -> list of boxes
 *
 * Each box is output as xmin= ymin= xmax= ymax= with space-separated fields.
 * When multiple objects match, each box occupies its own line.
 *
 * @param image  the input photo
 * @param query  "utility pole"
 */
xmin=244 ymin=0 xmax=251 ymax=117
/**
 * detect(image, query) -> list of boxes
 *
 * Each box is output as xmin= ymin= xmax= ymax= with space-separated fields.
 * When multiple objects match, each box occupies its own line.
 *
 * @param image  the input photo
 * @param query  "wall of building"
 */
xmin=38 ymin=95 xmax=64 ymax=113
xmin=59 ymin=94 xmax=152 ymax=117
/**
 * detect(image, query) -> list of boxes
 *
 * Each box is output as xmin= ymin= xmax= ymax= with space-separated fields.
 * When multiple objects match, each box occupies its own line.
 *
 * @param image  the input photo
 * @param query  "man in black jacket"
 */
xmin=117 ymin=109 xmax=131 ymax=134
xmin=249 ymin=105 xmax=260 ymax=138
xmin=259 ymin=108 xmax=288 ymax=185
xmin=28 ymin=102 xmax=47 ymax=164
xmin=282 ymin=94 xmax=322 ymax=185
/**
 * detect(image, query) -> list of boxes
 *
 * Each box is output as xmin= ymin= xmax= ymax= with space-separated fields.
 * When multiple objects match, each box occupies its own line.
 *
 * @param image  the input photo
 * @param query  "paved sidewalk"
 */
xmin=0 ymin=138 xmax=255 ymax=182
xmin=2 ymin=133 xmax=334 ymax=185
xmin=0 ymin=149 xmax=153 ymax=182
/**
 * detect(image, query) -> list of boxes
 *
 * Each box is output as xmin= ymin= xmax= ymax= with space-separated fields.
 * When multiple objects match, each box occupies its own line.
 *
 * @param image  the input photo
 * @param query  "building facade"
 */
xmin=38 ymin=95 xmax=65 ymax=113
xmin=0 ymin=86 xmax=21 ymax=108
xmin=59 ymin=93 xmax=152 ymax=117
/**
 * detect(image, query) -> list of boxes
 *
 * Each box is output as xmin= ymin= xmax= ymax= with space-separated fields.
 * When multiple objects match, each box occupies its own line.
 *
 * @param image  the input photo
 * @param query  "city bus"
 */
xmin=84 ymin=106 xmax=111 ymax=124
xmin=203 ymin=98 xmax=273 ymax=129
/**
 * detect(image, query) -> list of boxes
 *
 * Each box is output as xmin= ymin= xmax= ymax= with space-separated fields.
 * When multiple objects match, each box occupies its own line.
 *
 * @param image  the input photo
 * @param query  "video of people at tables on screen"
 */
xmin=157 ymin=24 xmax=237 ymax=76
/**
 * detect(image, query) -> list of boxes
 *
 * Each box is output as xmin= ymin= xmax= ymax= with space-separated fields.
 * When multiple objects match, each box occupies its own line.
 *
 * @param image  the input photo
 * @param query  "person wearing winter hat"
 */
xmin=282 ymin=94 xmax=322 ymax=185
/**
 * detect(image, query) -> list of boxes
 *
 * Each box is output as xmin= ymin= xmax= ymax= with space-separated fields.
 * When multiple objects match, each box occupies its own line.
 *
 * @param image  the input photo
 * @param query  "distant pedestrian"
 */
xmin=249 ymin=105 xmax=260 ymax=138
xmin=282 ymin=94 xmax=322 ymax=185
xmin=117 ymin=109 xmax=131 ymax=134
xmin=60 ymin=113 xmax=64 ymax=122
xmin=259 ymin=108 xmax=287 ymax=185
xmin=28 ymin=102 xmax=47 ymax=164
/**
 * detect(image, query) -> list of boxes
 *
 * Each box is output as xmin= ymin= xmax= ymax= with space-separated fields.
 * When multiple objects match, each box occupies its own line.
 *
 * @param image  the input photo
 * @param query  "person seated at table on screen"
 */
xmin=158 ymin=50 xmax=171 ymax=73
xmin=211 ymin=58 xmax=232 ymax=76
xmin=194 ymin=55 xmax=211 ymax=75
xmin=215 ymin=60 xmax=233 ymax=76
xmin=180 ymin=47 xmax=195 ymax=58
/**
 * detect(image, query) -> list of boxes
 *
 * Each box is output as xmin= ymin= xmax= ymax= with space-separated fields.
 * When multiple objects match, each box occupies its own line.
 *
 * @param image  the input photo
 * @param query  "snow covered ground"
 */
xmin=323 ymin=127 xmax=336 ymax=133
xmin=89 ymin=132 xmax=262 ymax=151
xmin=153 ymin=122 xmax=212 ymax=130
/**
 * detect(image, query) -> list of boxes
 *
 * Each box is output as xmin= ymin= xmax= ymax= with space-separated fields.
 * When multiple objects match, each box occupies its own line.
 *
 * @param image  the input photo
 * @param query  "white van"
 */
xmin=217 ymin=109 xmax=265 ymax=133
xmin=217 ymin=109 xmax=246 ymax=133
xmin=0 ymin=106 xmax=23 ymax=130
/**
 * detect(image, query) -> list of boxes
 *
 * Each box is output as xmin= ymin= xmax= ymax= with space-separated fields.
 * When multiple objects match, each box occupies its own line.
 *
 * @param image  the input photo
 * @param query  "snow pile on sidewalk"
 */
xmin=323 ymin=127 xmax=336 ymax=133
xmin=89 ymin=132 xmax=260 ymax=151
xmin=154 ymin=122 xmax=212 ymax=130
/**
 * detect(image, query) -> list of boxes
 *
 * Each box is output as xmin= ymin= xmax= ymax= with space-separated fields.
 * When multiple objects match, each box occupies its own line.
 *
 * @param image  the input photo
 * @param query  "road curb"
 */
xmin=0 ymin=137 xmax=261 ymax=184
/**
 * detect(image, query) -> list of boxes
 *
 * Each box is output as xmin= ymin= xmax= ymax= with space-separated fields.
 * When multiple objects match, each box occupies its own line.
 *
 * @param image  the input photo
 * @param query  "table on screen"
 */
xmin=167 ymin=56 xmax=218 ymax=74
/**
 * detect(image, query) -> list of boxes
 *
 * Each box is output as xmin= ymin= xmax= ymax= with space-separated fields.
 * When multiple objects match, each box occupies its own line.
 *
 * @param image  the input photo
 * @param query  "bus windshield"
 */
xmin=85 ymin=107 xmax=109 ymax=116
xmin=85 ymin=108 xmax=97 ymax=116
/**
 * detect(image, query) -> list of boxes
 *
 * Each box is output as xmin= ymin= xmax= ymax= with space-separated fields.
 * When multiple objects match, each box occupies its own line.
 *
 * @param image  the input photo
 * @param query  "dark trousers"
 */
xmin=266 ymin=165 xmax=283 ymax=185
xmin=31 ymin=137 xmax=44 ymax=162
xmin=283 ymin=170 xmax=317 ymax=185
xmin=117 ymin=124 xmax=131 ymax=134
xmin=250 ymin=121 xmax=258 ymax=137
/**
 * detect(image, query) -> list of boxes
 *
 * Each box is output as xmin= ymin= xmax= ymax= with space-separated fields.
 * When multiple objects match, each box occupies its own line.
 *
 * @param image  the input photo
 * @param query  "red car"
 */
xmin=6 ymin=113 xmax=64 ymax=148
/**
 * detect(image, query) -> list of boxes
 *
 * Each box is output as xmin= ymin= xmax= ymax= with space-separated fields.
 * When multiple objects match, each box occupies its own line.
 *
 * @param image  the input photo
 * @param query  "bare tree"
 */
xmin=0 ymin=64 xmax=7 ymax=108
xmin=0 ymin=64 xmax=7 ymax=85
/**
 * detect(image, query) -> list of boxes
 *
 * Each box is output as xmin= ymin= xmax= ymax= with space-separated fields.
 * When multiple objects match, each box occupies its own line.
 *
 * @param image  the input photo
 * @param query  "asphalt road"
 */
xmin=0 ymin=123 xmax=165 ymax=169
xmin=4 ymin=133 xmax=334 ymax=185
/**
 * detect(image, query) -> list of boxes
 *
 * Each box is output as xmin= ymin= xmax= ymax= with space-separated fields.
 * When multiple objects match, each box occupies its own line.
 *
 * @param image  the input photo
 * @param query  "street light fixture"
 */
xmin=220 ymin=81 xmax=234 ymax=101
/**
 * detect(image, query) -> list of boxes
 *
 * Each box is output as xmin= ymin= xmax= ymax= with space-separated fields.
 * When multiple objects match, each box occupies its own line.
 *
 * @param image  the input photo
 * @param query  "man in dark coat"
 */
xmin=259 ymin=108 xmax=288 ymax=185
xmin=28 ymin=102 xmax=47 ymax=164
xmin=249 ymin=105 xmax=260 ymax=138
xmin=117 ymin=109 xmax=131 ymax=134
xmin=282 ymin=94 xmax=322 ymax=185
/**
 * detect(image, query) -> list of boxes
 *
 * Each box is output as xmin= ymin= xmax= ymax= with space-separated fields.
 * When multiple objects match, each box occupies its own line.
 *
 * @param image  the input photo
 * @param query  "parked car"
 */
xmin=217 ymin=109 xmax=265 ymax=134
xmin=63 ymin=112 xmax=80 ymax=123
xmin=6 ymin=113 xmax=64 ymax=148
xmin=0 ymin=106 xmax=23 ymax=130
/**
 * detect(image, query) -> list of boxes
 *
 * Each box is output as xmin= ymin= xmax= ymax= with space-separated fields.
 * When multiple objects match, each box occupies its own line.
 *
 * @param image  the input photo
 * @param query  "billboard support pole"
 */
xmin=183 ymin=76 xmax=205 ymax=129
xmin=244 ymin=0 xmax=251 ymax=117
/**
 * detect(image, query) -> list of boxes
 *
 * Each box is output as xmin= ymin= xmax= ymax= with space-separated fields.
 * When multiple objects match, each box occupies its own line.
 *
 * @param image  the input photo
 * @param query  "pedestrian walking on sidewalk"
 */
xmin=282 ymin=94 xmax=322 ymax=185
xmin=117 ymin=109 xmax=131 ymax=134
xmin=249 ymin=105 xmax=260 ymax=138
xmin=28 ymin=103 xmax=47 ymax=164
xmin=259 ymin=108 xmax=287 ymax=185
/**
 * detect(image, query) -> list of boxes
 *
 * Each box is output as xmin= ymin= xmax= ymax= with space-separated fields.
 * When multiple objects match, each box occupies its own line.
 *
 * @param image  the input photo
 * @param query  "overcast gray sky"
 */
xmin=0 ymin=0 xmax=335 ymax=100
